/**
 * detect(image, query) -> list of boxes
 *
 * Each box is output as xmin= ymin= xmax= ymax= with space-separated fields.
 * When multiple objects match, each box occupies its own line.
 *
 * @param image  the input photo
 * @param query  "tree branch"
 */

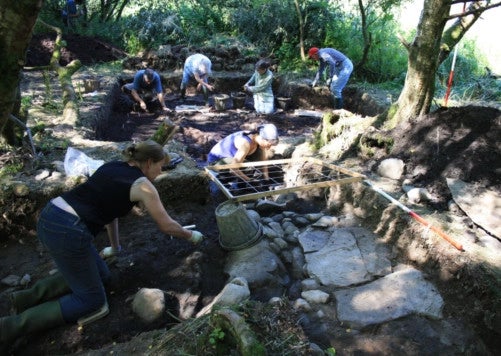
xmin=445 ymin=1 xmax=501 ymax=20
xmin=9 ymin=114 xmax=37 ymax=157
xmin=36 ymin=19 xmax=82 ymax=125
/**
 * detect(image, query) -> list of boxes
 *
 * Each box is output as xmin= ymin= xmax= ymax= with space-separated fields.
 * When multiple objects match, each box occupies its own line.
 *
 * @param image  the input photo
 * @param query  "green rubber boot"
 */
xmin=0 ymin=301 xmax=65 ymax=350
xmin=10 ymin=273 xmax=70 ymax=314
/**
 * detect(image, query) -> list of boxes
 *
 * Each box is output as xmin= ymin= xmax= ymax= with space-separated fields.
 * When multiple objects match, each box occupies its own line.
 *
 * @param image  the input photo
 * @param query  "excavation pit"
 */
xmin=3 ymin=37 xmax=499 ymax=355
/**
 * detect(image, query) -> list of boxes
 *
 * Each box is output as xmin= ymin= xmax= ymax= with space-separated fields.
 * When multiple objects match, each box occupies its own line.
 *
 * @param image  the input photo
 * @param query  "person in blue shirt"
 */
xmin=308 ymin=47 xmax=353 ymax=109
xmin=207 ymin=124 xmax=279 ymax=181
xmin=243 ymin=59 xmax=275 ymax=115
xmin=122 ymin=68 xmax=169 ymax=113
xmin=180 ymin=54 xmax=214 ymax=105
xmin=62 ymin=0 xmax=80 ymax=27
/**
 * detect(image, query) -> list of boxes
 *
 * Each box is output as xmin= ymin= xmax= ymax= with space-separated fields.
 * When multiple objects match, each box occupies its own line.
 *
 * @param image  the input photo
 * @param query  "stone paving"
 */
xmin=220 ymin=205 xmax=446 ymax=331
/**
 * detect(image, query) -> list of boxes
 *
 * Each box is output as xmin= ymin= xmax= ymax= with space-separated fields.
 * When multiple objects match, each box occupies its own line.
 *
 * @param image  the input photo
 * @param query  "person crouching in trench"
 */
xmin=207 ymin=123 xmax=279 ymax=185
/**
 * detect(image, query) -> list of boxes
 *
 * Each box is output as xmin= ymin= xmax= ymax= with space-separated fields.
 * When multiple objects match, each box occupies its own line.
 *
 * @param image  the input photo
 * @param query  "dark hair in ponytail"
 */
xmin=122 ymin=140 xmax=167 ymax=163
xmin=243 ymin=126 xmax=261 ymax=137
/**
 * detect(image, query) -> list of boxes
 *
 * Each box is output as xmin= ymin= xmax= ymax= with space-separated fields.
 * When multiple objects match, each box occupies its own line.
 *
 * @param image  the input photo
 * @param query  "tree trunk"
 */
xmin=357 ymin=0 xmax=371 ymax=69
xmin=388 ymin=0 xmax=499 ymax=126
xmin=389 ymin=0 xmax=450 ymax=126
xmin=0 ymin=0 xmax=44 ymax=144
xmin=294 ymin=0 xmax=306 ymax=60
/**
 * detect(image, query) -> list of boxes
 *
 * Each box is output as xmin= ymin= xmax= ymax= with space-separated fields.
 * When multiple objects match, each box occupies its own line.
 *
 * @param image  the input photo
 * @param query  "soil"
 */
xmin=1 ymin=34 xmax=500 ymax=355
xmin=25 ymin=33 xmax=127 ymax=67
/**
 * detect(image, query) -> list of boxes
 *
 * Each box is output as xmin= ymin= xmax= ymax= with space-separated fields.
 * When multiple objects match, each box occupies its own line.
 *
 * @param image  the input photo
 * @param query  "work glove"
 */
xmin=326 ymin=78 xmax=332 ymax=86
xmin=311 ymin=80 xmax=317 ymax=88
xmin=100 ymin=245 xmax=122 ymax=259
xmin=189 ymin=230 xmax=205 ymax=244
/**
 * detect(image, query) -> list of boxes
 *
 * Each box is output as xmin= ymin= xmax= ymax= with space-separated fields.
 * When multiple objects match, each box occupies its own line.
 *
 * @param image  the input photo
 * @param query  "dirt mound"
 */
xmin=26 ymin=33 xmax=126 ymax=67
xmin=390 ymin=106 xmax=501 ymax=207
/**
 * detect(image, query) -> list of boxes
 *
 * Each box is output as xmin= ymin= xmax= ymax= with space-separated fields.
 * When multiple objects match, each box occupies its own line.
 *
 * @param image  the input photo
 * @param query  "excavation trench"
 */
xmin=2 ymin=70 xmax=498 ymax=354
xmin=73 ymin=77 xmax=493 ymax=353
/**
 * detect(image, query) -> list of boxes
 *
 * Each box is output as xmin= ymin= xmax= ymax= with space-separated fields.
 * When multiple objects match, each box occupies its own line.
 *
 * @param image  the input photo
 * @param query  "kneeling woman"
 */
xmin=244 ymin=59 xmax=275 ymax=115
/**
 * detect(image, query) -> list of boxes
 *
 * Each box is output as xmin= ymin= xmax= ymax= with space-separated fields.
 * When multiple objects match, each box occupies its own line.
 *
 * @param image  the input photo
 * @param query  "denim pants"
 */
xmin=37 ymin=202 xmax=110 ymax=323
xmin=330 ymin=58 xmax=354 ymax=99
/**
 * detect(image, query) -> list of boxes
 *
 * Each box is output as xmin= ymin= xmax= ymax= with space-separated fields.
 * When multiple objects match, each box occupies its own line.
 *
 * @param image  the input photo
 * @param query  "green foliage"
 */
xmin=233 ymin=0 xmax=297 ymax=52
xmin=121 ymin=8 xmax=183 ymax=51
xmin=31 ymin=0 xmax=495 ymax=104
xmin=41 ymin=70 xmax=62 ymax=111
xmin=30 ymin=120 xmax=47 ymax=136
xmin=175 ymin=0 xmax=234 ymax=43
xmin=304 ymin=0 xmax=341 ymax=48
xmin=325 ymin=347 xmax=337 ymax=355
xmin=19 ymin=96 xmax=33 ymax=118
xmin=435 ymin=39 xmax=499 ymax=103
xmin=208 ymin=327 xmax=225 ymax=346
xmin=275 ymin=43 xmax=304 ymax=71
xmin=27 ymin=119 xmax=69 ymax=153
xmin=0 ymin=162 xmax=23 ymax=179
xmin=438 ymin=40 xmax=488 ymax=84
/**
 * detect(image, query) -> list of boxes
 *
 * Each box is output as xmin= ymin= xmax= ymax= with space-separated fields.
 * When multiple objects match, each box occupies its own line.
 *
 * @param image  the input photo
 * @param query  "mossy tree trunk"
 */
xmin=0 ymin=0 xmax=44 ymax=145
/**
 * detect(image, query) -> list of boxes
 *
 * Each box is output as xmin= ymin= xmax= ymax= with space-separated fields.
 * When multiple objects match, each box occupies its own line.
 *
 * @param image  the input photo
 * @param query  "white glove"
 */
xmin=311 ymin=80 xmax=317 ymax=88
xmin=189 ymin=230 xmax=205 ymax=244
xmin=100 ymin=246 xmax=122 ymax=258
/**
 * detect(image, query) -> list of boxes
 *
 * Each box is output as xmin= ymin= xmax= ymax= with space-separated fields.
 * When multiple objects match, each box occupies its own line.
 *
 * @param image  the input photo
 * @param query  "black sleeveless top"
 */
xmin=62 ymin=161 xmax=144 ymax=236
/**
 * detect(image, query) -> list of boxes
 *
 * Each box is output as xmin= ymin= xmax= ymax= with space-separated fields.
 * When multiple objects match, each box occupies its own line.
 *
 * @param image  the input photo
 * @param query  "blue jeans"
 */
xmin=37 ymin=202 xmax=110 ymax=323
xmin=330 ymin=58 xmax=354 ymax=98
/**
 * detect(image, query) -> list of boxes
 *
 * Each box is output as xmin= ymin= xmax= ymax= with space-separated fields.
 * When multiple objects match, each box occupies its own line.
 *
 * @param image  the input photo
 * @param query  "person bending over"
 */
xmin=207 ymin=124 xmax=279 ymax=181
xmin=122 ymin=68 xmax=169 ymax=113
xmin=0 ymin=140 xmax=204 ymax=351
xmin=180 ymin=54 xmax=214 ymax=105
xmin=308 ymin=47 xmax=353 ymax=109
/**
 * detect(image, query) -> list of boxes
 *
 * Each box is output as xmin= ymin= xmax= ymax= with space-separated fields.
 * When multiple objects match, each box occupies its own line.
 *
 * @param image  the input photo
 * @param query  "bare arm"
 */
xmin=105 ymin=218 xmax=120 ymax=250
xmin=258 ymin=149 xmax=270 ymax=179
xmin=130 ymin=177 xmax=193 ymax=240
xmin=156 ymin=92 xmax=169 ymax=111
xmin=194 ymin=72 xmax=214 ymax=91
xmin=231 ymin=136 xmax=253 ymax=181
xmin=130 ymin=89 xmax=147 ymax=110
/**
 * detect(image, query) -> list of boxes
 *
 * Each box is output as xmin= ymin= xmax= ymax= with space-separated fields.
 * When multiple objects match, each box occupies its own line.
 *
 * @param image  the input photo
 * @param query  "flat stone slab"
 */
xmin=299 ymin=228 xmax=391 ymax=287
xmin=447 ymin=178 xmax=501 ymax=239
xmin=174 ymin=105 xmax=209 ymax=113
xmin=334 ymin=267 xmax=444 ymax=328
